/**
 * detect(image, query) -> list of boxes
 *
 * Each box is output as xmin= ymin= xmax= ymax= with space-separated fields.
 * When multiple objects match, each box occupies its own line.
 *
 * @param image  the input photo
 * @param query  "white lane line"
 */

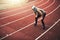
xmin=0 ymin=4 xmax=60 ymax=40
xmin=46 ymin=5 xmax=60 ymax=16
xmin=0 ymin=0 xmax=54 ymax=28
xmin=0 ymin=0 xmax=49 ymax=20
xmin=0 ymin=0 xmax=43 ymax=15
xmin=44 ymin=0 xmax=55 ymax=9
xmin=35 ymin=19 xmax=60 ymax=40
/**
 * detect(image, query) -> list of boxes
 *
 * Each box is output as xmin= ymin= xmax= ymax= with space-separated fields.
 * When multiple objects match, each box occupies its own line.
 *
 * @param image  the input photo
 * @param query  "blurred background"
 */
xmin=0 ymin=0 xmax=33 ymax=10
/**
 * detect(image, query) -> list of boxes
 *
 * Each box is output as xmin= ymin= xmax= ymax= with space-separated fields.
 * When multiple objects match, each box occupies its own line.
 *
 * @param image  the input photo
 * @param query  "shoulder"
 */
xmin=40 ymin=9 xmax=46 ymax=12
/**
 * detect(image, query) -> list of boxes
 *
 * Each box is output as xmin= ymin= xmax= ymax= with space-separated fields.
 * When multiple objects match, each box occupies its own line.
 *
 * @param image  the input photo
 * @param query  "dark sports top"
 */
xmin=32 ymin=7 xmax=46 ymax=16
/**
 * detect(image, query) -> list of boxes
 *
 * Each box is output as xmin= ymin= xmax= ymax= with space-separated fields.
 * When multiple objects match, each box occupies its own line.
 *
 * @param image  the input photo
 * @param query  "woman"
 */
xmin=32 ymin=6 xmax=46 ymax=29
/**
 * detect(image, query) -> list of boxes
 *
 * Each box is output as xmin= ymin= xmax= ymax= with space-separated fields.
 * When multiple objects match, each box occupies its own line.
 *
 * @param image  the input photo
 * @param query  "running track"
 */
xmin=0 ymin=0 xmax=60 ymax=40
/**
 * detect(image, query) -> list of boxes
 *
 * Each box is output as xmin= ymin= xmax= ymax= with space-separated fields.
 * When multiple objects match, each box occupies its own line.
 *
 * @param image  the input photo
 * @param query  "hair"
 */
xmin=32 ymin=6 xmax=36 ymax=9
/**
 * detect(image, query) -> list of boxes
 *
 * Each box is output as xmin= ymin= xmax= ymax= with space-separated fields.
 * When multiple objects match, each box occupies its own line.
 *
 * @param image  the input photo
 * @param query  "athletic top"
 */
xmin=32 ymin=7 xmax=46 ymax=17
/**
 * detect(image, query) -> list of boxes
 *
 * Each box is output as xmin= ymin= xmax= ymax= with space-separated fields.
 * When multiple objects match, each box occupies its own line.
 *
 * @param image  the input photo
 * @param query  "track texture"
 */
xmin=0 ymin=0 xmax=60 ymax=40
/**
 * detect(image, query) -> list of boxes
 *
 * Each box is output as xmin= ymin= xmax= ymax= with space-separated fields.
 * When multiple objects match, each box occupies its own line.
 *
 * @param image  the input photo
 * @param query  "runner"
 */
xmin=32 ymin=6 xmax=46 ymax=29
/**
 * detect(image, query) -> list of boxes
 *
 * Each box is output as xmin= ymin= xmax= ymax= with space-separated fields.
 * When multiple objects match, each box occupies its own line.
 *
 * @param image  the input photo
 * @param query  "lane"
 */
xmin=0 ymin=5 xmax=60 ymax=40
xmin=0 ymin=0 xmax=52 ymax=26
xmin=38 ymin=20 xmax=60 ymax=40
xmin=0 ymin=2 xmax=59 ymax=40
xmin=0 ymin=0 xmax=43 ymax=17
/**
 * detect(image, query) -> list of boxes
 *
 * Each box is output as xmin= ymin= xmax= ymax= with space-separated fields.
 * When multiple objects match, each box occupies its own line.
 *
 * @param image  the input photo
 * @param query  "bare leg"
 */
xmin=41 ymin=19 xmax=45 ymax=29
xmin=34 ymin=17 xmax=38 ymax=26
xmin=41 ymin=13 xmax=46 ymax=29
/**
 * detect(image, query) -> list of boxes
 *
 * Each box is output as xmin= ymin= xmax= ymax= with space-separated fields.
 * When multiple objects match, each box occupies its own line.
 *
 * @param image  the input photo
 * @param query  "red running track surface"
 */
xmin=0 ymin=0 xmax=60 ymax=40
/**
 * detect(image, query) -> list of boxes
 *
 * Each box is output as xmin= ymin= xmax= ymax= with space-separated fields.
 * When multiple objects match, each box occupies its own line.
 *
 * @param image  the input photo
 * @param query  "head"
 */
xmin=32 ymin=6 xmax=36 ymax=10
